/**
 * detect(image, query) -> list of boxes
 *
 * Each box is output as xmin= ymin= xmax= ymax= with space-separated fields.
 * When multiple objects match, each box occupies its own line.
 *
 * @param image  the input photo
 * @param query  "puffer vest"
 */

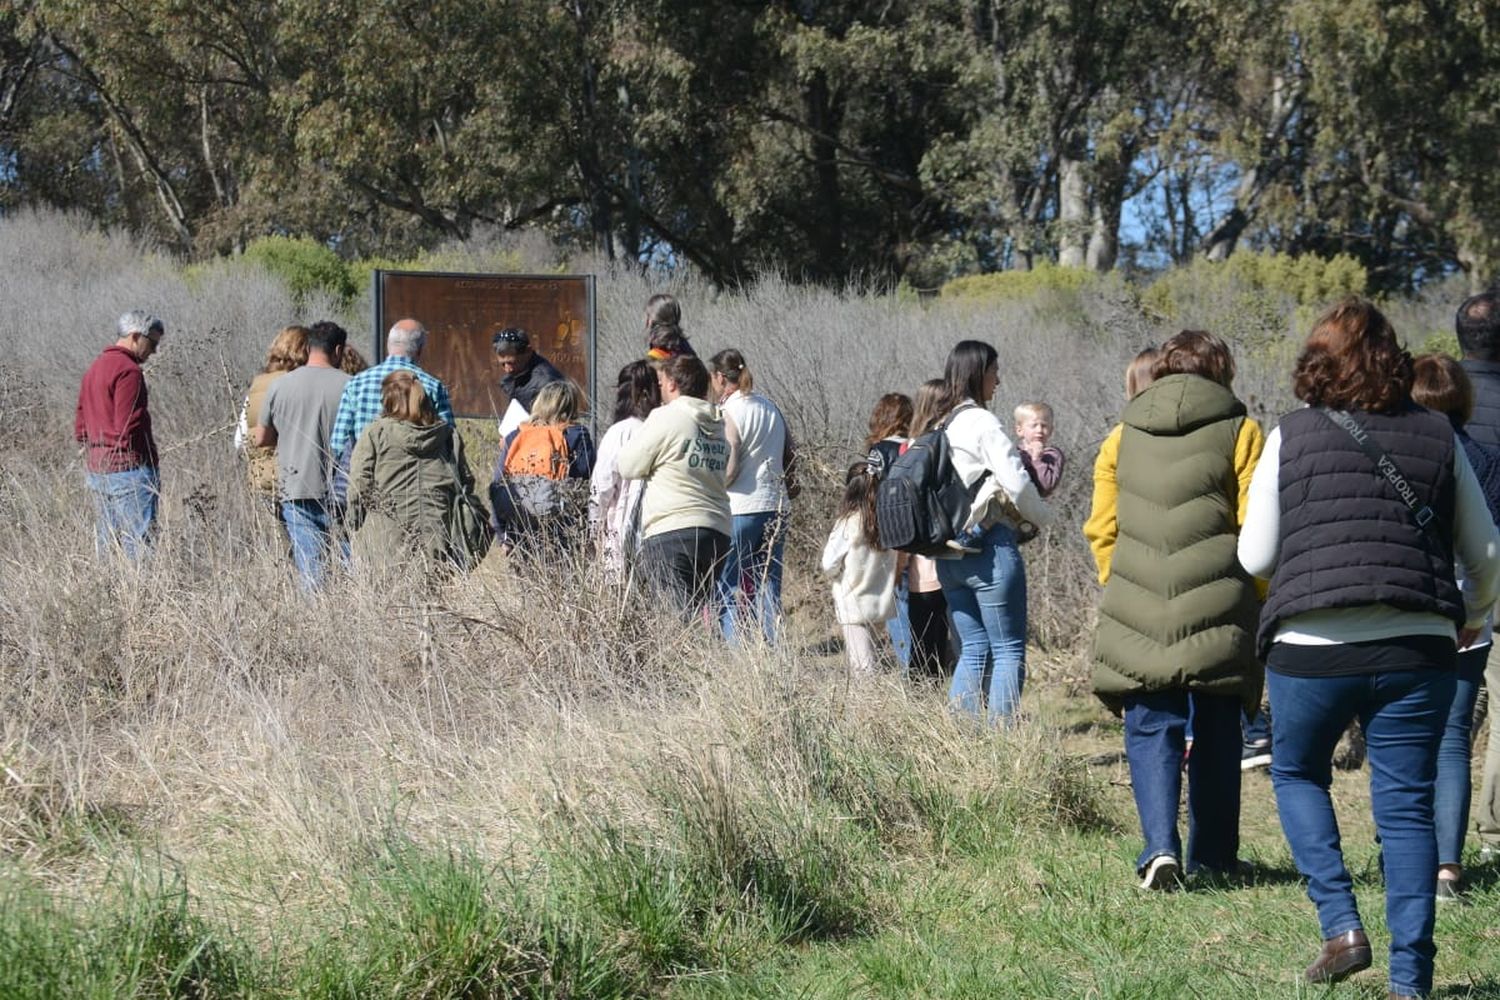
xmin=1092 ymin=374 xmax=1263 ymax=714
xmin=1462 ymin=360 xmax=1500 ymax=448
xmin=1257 ymin=405 xmax=1461 ymax=657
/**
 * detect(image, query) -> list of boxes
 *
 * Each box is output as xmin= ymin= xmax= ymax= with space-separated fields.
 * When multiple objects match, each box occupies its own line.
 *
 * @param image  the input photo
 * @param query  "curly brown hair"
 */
xmin=1292 ymin=297 xmax=1412 ymax=413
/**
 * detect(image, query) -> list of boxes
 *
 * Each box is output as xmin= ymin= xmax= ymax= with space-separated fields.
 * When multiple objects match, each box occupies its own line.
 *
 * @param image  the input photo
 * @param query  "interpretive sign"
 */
xmin=371 ymin=270 xmax=596 ymax=421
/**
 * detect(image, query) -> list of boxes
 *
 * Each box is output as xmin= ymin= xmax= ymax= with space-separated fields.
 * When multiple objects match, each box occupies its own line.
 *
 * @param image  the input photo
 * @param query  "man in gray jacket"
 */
xmin=1457 ymin=291 xmax=1500 ymax=861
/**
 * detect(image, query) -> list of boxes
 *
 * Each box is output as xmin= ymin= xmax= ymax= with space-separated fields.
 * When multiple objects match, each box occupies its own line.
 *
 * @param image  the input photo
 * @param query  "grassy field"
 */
xmin=3 ymin=209 xmax=1498 ymax=997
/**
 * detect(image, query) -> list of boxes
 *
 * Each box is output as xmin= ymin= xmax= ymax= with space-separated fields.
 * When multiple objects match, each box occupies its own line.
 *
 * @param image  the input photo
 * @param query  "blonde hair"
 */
xmin=909 ymin=378 xmax=948 ymax=437
xmin=380 ymin=370 xmax=439 ymax=426
xmin=528 ymin=379 xmax=586 ymax=427
xmin=1125 ymin=347 xmax=1161 ymax=400
xmin=262 ymin=325 xmax=309 ymax=374
xmin=1012 ymin=401 xmax=1053 ymax=425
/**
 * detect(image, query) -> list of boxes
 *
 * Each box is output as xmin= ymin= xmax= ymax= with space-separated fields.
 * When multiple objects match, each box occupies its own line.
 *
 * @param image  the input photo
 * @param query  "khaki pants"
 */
xmin=1479 ymin=644 xmax=1500 ymax=847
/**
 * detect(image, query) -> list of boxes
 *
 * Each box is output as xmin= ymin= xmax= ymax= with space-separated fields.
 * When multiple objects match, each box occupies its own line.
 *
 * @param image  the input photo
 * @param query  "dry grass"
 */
xmin=0 ymin=209 xmax=1479 ymax=995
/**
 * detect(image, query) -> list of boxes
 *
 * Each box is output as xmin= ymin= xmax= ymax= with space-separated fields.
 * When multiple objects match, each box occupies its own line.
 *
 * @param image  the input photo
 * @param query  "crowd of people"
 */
xmin=72 ymin=289 xmax=1500 ymax=999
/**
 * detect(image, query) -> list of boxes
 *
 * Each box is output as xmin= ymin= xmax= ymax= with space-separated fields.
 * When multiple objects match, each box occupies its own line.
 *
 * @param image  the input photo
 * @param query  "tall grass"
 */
xmin=0 ymin=209 xmax=1478 ymax=996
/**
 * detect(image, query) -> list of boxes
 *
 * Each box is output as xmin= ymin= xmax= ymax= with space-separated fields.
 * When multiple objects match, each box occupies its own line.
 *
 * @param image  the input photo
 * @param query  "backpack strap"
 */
xmin=1314 ymin=408 xmax=1441 ymax=535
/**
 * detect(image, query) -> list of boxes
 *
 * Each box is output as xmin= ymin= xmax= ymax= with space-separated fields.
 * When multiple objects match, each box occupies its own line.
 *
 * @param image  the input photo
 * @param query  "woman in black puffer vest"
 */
xmin=1239 ymin=301 xmax=1500 ymax=1000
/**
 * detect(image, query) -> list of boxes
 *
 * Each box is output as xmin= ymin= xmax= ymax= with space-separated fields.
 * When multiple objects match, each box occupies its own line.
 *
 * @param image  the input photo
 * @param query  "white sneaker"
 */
xmin=1139 ymin=854 xmax=1181 ymax=890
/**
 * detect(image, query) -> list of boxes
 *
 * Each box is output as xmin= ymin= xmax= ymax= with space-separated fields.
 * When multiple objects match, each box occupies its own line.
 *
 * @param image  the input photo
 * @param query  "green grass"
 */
xmin=5 ymin=695 xmax=1500 ymax=999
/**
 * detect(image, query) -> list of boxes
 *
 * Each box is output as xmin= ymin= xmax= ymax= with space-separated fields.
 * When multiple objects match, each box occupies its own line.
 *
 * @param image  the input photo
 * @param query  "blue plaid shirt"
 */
xmin=329 ymin=356 xmax=455 ymax=458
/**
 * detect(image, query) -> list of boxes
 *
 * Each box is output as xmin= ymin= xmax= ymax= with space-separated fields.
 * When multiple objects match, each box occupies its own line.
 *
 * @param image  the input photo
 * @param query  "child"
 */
xmin=1013 ymin=401 xmax=1065 ymax=497
xmin=821 ymin=462 xmax=896 ymax=675
xmin=901 ymin=378 xmax=955 ymax=680
xmin=864 ymin=392 xmax=913 ymax=481
xmin=491 ymin=379 xmax=596 ymax=555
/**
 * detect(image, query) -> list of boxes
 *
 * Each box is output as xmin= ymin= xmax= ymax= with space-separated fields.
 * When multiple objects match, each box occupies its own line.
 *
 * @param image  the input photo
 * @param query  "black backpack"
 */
xmin=874 ymin=408 xmax=988 ymax=556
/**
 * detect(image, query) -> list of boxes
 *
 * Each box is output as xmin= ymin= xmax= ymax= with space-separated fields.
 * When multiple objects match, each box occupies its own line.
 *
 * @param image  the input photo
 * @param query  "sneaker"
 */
xmin=1241 ymin=742 xmax=1272 ymax=771
xmin=1139 ymin=854 xmax=1182 ymax=891
xmin=1435 ymin=878 xmax=1465 ymax=904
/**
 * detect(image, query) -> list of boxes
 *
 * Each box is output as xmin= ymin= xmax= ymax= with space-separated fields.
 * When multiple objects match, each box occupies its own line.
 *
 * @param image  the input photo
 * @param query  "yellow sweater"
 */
xmin=1084 ymin=419 xmax=1266 ymax=588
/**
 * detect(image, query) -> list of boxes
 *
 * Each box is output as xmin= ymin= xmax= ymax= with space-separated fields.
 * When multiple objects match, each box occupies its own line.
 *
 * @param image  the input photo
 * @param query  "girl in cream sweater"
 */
xmin=821 ymin=463 xmax=896 ymax=674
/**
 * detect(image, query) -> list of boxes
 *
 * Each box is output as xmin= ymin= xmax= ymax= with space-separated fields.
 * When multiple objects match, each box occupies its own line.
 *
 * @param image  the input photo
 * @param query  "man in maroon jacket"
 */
xmin=75 ymin=311 xmax=165 ymax=558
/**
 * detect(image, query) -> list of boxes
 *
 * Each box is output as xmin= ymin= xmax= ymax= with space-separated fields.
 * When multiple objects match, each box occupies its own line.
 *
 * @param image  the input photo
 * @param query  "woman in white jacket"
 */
xmin=589 ymin=361 xmax=660 ymax=577
xmin=822 ymin=463 xmax=896 ymax=674
xmin=935 ymin=340 xmax=1054 ymax=723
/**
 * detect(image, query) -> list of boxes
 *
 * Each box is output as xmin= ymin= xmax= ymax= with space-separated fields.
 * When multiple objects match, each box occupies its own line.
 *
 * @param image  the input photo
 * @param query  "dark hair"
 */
xmin=1152 ymin=330 xmax=1235 ymax=387
xmin=491 ymin=327 xmax=531 ymax=356
xmin=613 ymin=360 xmax=660 ymax=423
xmin=1411 ymin=353 xmax=1474 ymax=425
xmin=865 ymin=393 xmax=913 ymax=448
xmin=1456 ymin=292 xmax=1500 ymax=362
xmin=646 ymin=293 xmax=694 ymax=358
xmin=307 ymin=320 xmax=348 ymax=355
xmin=1293 ymin=297 xmax=1412 ymax=413
xmin=838 ymin=462 xmax=882 ymax=548
xmin=709 ymin=348 xmax=753 ymax=392
xmin=660 ymin=355 xmax=710 ymax=399
xmin=937 ymin=340 xmax=999 ymax=417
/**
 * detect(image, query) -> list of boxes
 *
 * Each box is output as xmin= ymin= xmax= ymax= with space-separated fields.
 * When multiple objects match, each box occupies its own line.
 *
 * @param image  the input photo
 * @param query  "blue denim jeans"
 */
xmin=1268 ymin=666 xmax=1455 ymax=998
xmin=718 ymin=510 xmax=786 ymax=644
xmin=1123 ymin=690 xmax=1242 ymax=873
xmin=281 ymin=498 xmax=343 ymax=590
xmin=937 ymin=522 xmax=1026 ymax=723
xmin=887 ymin=582 xmax=912 ymax=667
xmin=1436 ymin=646 xmax=1486 ymax=866
xmin=86 ymin=467 xmax=159 ymax=560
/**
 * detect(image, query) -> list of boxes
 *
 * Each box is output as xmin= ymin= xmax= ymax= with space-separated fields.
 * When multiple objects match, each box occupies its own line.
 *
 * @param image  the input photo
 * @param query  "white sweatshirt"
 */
xmin=1238 ymin=423 xmax=1500 ymax=644
xmin=589 ymin=416 xmax=646 ymax=573
xmin=943 ymin=401 xmax=1055 ymax=532
xmin=821 ymin=512 xmax=897 ymax=625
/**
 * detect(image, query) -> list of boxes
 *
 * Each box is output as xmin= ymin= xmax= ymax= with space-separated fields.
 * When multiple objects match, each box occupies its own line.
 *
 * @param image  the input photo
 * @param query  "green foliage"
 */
xmin=939 ymin=263 xmax=1101 ymax=302
xmin=1139 ymin=251 xmax=1368 ymax=347
xmin=241 ymin=236 xmax=357 ymax=304
xmin=1416 ymin=330 xmax=1461 ymax=359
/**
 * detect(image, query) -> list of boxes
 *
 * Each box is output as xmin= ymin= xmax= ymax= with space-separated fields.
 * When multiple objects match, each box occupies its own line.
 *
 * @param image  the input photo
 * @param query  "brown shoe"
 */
xmin=1304 ymin=929 xmax=1372 ymax=984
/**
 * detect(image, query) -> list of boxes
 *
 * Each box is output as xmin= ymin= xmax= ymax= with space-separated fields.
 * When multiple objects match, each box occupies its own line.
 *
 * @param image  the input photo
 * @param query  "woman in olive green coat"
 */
xmin=1086 ymin=330 xmax=1264 ymax=890
xmin=346 ymin=370 xmax=483 ymax=572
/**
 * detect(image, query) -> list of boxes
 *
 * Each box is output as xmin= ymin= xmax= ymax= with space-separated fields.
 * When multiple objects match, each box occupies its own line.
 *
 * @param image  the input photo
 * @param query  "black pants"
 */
xmin=641 ymin=526 xmax=730 ymax=618
xmin=907 ymin=588 xmax=953 ymax=681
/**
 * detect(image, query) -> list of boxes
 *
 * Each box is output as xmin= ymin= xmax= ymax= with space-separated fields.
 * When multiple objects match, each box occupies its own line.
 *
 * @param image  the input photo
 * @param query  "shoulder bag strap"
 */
xmin=1314 ymin=408 xmax=1440 ymax=535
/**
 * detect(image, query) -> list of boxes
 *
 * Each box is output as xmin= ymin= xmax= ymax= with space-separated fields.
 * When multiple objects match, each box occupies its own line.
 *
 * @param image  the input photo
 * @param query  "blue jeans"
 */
xmin=1268 ymin=667 xmax=1455 ymax=998
xmin=887 ymin=582 xmax=912 ymax=667
xmin=937 ymin=523 xmax=1026 ymax=723
xmin=86 ymin=467 xmax=159 ymax=560
xmin=281 ymin=498 xmax=343 ymax=590
xmin=1436 ymin=646 xmax=1486 ymax=866
xmin=718 ymin=510 xmax=786 ymax=644
xmin=1123 ymin=690 xmax=1242 ymax=873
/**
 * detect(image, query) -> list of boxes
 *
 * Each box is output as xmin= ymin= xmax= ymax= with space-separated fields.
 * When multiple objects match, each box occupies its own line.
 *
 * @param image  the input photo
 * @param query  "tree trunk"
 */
xmin=1057 ymin=146 xmax=1088 ymax=268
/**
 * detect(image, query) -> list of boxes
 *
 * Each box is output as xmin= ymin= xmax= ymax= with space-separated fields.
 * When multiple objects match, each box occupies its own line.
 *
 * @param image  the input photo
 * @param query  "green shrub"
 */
xmin=241 ymin=236 xmax=357 ymax=304
xmin=1416 ymin=330 xmax=1460 ymax=358
xmin=1140 ymin=251 xmax=1368 ymax=349
xmin=940 ymin=263 xmax=1100 ymax=302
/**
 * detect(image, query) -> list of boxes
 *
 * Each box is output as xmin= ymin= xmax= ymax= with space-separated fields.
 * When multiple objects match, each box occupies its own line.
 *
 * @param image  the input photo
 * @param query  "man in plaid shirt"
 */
xmin=329 ymin=318 xmax=456 ymax=460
